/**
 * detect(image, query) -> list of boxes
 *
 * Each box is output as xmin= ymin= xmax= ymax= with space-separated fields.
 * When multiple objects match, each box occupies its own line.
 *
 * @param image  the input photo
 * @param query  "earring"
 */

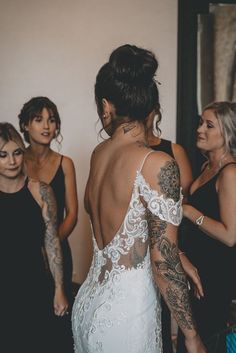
xmin=152 ymin=115 xmax=160 ymax=137
xmin=103 ymin=112 xmax=110 ymax=120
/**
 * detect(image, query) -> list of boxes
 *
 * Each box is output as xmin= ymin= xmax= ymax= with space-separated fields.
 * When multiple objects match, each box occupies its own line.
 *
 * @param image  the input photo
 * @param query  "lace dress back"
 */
xmin=72 ymin=152 xmax=182 ymax=353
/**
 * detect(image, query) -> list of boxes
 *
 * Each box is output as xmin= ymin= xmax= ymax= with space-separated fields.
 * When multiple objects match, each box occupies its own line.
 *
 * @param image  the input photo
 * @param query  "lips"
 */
xmin=7 ymin=167 xmax=19 ymax=171
xmin=197 ymin=135 xmax=205 ymax=141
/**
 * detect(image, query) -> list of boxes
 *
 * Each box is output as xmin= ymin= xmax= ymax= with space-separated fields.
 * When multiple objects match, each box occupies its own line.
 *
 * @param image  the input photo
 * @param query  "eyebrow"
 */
xmin=34 ymin=114 xmax=55 ymax=118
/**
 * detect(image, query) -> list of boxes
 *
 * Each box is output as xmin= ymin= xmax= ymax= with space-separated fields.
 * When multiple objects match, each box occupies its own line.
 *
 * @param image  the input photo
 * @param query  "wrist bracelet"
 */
xmin=178 ymin=251 xmax=185 ymax=255
xmin=195 ymin=215 xmax=205 ymax=226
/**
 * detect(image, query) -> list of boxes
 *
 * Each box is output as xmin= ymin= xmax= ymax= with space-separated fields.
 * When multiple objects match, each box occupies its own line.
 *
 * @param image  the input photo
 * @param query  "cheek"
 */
xmin=16 ymin=155 xmax=24 ymax=165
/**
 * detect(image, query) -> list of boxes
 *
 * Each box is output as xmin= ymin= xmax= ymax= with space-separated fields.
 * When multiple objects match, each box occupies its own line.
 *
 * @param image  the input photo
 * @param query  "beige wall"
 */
xmin=0 ymin=0 xmax=178 ymax=283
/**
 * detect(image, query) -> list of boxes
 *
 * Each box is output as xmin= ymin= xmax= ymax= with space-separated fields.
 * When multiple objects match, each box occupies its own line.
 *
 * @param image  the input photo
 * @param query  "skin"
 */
xmin=0 ymin=140 xmax=68 ymax=316
xmin=183 ymin=108 xmax=236 ymax=247
xmin=146 ymin=110 xmax=193 ymax=200
xmin=23 ymin=107 xmax=78 ymax=241
xmin=84 ymin=99 xmax=206 ymax=353
xmin=146 ymin=111 xmax=203 ymax=298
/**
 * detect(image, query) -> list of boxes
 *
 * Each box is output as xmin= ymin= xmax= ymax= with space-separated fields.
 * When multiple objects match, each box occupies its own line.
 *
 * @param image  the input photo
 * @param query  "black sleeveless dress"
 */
xmin=50 ymin=156 xmax=73 ymax=303
xmin=150 ymin=138 xmax=173 ymax=158
xmin=178 ymin=163 xmax=236 ymax=353
xmin=151 ymin=139 xmax=174 ymax=353
xmin=50 ymin=156 xmax=74 ymax=353
xmin=1 ymin=180 xmax=54 ymax=352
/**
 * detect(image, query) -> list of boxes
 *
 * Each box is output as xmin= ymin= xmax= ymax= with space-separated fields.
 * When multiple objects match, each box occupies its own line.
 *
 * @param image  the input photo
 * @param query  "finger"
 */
xmin=192 ymin=274 xmax=204 ymax=297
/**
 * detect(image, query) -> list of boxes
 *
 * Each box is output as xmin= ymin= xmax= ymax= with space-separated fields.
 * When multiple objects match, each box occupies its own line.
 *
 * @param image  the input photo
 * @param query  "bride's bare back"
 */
xmin=85 ymin=135 xmax=151 ymax=250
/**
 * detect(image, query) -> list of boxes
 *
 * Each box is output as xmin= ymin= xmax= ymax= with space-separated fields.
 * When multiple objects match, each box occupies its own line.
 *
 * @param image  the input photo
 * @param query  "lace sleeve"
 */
xmin=137 ymin=172 xmax=183 ymax=226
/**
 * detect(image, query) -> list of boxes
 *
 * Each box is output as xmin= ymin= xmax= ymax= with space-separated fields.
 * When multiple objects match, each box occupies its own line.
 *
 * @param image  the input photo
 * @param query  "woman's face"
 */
xmin=0 ymin=140 xmax=24 ymax=179
xmin=25 ymin=107 xmax=57 ymax=145
xmin=196 ymin=109 xmax=225 ymax=153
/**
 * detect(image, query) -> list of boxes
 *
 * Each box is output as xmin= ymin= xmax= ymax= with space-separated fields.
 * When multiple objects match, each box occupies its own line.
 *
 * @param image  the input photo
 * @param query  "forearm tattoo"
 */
xmin=39 ymin=182 xmax=63 ymax=287
xmin=147 ymin=210 xmax=195 ymax=330
xmin=147 ymin=160 xmax=195 ymax=330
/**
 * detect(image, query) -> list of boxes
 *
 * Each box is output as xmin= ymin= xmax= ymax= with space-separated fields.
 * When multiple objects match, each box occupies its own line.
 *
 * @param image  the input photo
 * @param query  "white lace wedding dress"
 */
xmin=72 ymin=166 xmax=182 ymax=353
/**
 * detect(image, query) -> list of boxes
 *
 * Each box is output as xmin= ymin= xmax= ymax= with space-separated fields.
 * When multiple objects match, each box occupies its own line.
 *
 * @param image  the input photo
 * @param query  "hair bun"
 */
xmin=109 ymin=44 xmax=158 ymax=85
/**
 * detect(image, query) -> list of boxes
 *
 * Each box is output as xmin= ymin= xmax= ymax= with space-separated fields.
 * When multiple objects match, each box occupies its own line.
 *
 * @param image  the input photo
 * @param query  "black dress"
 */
xmin=151 ymin=139 xmax=174 ymax=353
xmin=177 ymin=163 xmax=236 ymax=353
xmin=1 ymin=180 xmax=54 ymax=353
xmin=50 ymin=156 xmax=74 ymax=353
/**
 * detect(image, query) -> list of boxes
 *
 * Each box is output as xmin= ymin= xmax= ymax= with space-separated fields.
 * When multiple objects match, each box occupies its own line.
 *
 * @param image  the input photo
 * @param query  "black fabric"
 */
xmin=50 ymin=157 xmax=73 ymax=298
xmin=150 ymin=138 xmax=174 ymax=159
xmin=50 ymin=156 xmax=74 ymax=353
xmin=1 ymin=181 xmax=55 ymax=352
xmin=177 ymin=163 xmax=236 ymax=353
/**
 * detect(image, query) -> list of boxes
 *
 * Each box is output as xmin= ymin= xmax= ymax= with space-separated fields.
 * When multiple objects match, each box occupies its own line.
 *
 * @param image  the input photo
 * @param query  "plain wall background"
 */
xmin=0 ymin=0 xmax=178 ymax=284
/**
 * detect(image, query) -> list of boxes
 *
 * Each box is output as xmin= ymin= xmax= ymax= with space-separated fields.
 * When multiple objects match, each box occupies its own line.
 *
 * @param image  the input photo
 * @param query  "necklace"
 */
xmin=207 ymin=151 xmax=228 ymax=171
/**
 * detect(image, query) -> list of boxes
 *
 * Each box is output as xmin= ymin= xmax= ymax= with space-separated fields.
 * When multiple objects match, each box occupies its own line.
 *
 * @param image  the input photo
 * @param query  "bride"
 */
xmin=72 ymin=44 xmax=206 ymax=353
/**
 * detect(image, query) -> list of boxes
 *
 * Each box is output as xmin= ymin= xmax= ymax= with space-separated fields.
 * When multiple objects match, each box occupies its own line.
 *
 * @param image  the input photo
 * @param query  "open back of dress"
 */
xmin=72 ymin=154 xmax=182 ymax=353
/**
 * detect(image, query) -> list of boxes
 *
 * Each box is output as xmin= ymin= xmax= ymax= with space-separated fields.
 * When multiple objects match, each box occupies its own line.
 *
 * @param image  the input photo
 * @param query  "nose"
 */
xmin=197 ymin=124 xmax=204 ymax=133
xmin=43 ymin=120 xmax=49 ymax=129
xmin=9 ymin=153 xmax=16 ymax=165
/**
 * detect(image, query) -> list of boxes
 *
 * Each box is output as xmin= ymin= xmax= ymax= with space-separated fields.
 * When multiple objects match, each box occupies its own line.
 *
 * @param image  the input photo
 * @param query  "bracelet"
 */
xmin=195 ymin=214 xmax=205 ymax=226
xmin=178 ymin=251 xmax=185 ymax=255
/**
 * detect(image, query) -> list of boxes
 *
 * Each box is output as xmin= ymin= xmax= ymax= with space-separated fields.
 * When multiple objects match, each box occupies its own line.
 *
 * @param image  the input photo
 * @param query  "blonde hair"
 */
xmin=0 ymin=122 xmax=25 ymax=151
xmin=203 ymin=101 xmax=236 ymax=157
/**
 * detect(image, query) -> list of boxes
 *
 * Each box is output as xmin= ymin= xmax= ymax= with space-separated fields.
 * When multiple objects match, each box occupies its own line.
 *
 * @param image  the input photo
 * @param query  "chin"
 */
xmin=196 ymin=140 xmax=205 ymax=149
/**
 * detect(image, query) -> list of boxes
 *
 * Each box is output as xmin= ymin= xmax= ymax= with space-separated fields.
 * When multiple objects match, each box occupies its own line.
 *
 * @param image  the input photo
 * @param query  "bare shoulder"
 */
xmin=171 ymin=142 xmax=190 ymax=161
xmin=145 ymin=149 xmax=176 ymax=169
xmin=61 ymin=154 xmax=75 ymax=172
xmin=219 ymin=163 xmax=236 ymax=182
xmin=142 ymin=150 xmax=179 ymax=180
xmin=142 ymin=151 xmax=181 ymax=201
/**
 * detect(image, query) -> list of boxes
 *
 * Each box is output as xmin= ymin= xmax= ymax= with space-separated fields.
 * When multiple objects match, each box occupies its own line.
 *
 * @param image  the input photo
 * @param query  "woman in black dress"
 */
xmin=18 ymin=97 xmax=78 ymax=352
xmin=177 ymin=101 xmax=236 ymax=353
xmin=0 ymin=122 xmax=68 ymax=352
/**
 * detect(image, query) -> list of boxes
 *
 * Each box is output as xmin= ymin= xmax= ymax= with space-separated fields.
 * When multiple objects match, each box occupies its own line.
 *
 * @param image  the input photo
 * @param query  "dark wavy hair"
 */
xmin=95 ymin=44 xmax=160 ymax=131
xmin=18 ymin=96 xmax=61 ymax=143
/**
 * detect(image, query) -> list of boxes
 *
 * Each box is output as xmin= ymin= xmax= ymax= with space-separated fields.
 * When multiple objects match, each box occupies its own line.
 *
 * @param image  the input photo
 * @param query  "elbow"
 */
xmin=225 ymin=235 xmax=236 ymax=247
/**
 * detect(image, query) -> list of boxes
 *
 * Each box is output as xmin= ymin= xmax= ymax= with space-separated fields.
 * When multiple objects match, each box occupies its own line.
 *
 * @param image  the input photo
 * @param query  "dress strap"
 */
xmin=218 ymin=162 xmax=236 ymax=174
xmin=59 ymin=155 xmax=64 ymax=166
xmin=138 ymin=150 xmax=155 ymax=173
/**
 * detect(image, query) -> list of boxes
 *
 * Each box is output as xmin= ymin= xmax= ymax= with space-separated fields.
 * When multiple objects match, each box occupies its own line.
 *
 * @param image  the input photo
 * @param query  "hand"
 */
xmin=180 ymin=253 xmax=204 ymax=299
xmin=54 ymin=287 xmax=69 ymax=316
xmin=185 ymin=334 xmax=207 ymax=353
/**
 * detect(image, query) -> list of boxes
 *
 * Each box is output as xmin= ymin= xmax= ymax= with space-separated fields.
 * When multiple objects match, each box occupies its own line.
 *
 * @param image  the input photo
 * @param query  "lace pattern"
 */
xmin=72 ymin=171 xmax=182 ymax=353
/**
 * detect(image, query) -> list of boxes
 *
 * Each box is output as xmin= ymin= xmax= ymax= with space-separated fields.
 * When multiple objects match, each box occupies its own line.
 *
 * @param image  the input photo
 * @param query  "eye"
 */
xmin=206 ymin=121 xmax=214 ymax=129
xmin=0 ymin=151 xmax=7 ymax=158
xmin=34 ymin=116 xmax=42 ymax=122
xmin=49 ymin=116 xmax=56 ymax=124
xmin=14 ymin=149 xmax=24 ymax=156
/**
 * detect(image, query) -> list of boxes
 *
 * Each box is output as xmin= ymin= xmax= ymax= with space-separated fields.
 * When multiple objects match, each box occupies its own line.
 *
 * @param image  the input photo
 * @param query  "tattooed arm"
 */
xmin=39 ymin=182 xmax=68 ymax=316
xmin=142 ymin=154 xmax=206 ymax=353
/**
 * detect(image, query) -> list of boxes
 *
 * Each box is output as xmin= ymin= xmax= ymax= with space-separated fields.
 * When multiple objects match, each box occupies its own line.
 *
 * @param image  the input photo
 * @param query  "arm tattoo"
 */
xmin=147 ymin=197 xmax=195 ymax=330
xmin=39 ymin=182 xmax=63 ymax=287
xmin=158 ymin=160 xmax=180 ymax=202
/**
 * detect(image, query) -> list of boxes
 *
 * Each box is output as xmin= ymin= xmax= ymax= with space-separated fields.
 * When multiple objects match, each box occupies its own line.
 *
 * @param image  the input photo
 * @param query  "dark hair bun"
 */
xmin=109 ymin=44 xmax=158 ymax=85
